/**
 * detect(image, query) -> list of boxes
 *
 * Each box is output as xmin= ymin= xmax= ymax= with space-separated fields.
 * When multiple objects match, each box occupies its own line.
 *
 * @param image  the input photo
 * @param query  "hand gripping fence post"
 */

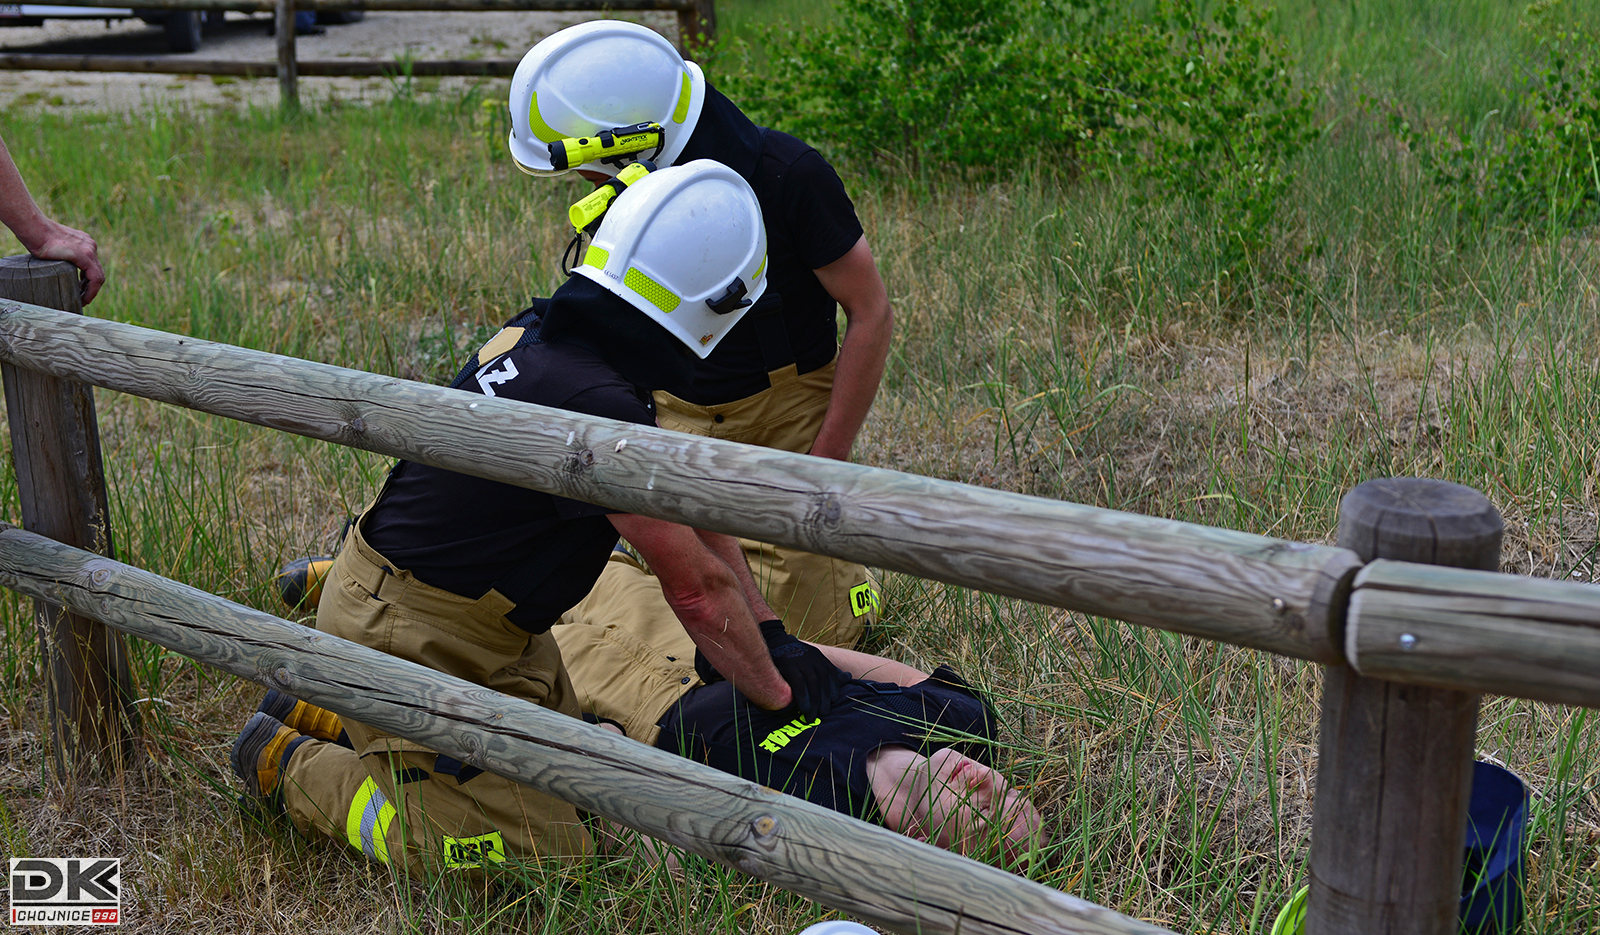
xmin=0 ymin=256 xmax=139 ymax=777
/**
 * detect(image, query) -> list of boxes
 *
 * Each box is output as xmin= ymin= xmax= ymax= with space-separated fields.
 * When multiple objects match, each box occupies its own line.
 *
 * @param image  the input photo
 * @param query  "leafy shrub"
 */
xmin=1393 ymin=7 xmax=1600 ymax=231
xmin=714 ymin=0 xmax=1318 ymax=253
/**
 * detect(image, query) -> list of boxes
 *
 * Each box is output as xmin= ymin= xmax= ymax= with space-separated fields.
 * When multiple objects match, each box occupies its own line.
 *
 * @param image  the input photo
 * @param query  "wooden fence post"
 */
xmin=1307 ymin=477 xmax=1502 ymax=935
xmin=276 ymin=0 xmax=298 ymax=109
xmin=0 ymin=257 xmax=138 ymax=777
xmin=677 ymin=0 xmax=714 ymax=57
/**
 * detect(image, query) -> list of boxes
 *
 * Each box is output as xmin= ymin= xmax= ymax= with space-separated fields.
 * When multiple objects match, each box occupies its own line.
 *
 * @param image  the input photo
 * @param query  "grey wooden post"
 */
xmin=0 ymin=257 xmax=139 ymax=777
xmin=677 ymin=0 xmax=714 ymax=57
xmin=1307 ymin=477 xmax=1502 ymax=935
xmin=276 ymin=0 xmax=298 ymax=109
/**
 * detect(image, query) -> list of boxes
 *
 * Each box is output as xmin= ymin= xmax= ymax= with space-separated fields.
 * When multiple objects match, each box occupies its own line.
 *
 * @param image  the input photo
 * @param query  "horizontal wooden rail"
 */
xmin=0 ymin=523 xmax=1170 ymax=935
xmin=1347 ymin=559 xmax=1600 ymax=706
xmin=0 ymin=300 xmax=1360 ymax=663
xmin=0 ymin=54 xmax=516 ymax=77
xmin=8 ymin=0 xmax=695 ymax=11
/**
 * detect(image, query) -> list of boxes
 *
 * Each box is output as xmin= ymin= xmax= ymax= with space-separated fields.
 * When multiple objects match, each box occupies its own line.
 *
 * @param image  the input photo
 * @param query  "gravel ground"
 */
xmin=0 ymin=9 xmax=678 ymax=110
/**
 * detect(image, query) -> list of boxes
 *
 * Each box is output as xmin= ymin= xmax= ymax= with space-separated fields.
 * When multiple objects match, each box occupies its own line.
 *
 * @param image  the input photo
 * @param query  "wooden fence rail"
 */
xmin=0 ymin=522 xmax=1168 ymax=935
xmin=3 ymin=263 xmax=1600 ymax=935
xmin=0 ymin=298 xmax=1364 ymax=665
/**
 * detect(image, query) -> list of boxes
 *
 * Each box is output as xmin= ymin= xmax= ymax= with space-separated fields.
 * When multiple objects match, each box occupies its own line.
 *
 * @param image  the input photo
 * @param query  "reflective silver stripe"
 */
xmin=346 ymin=776 xmax=397 ymax=864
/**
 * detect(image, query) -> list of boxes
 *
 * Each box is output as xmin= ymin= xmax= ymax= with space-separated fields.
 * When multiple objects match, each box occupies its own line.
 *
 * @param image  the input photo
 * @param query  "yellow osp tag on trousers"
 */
xmin=442 ymin=830 xmax=507 ymax=868
xmin=849 ymin=583 xmax=880 ymax=618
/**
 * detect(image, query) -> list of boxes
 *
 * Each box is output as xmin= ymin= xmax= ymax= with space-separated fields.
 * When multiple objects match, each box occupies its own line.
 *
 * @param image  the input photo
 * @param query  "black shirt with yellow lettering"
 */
xmin=655 ymin=666 xmax=996 ymax=823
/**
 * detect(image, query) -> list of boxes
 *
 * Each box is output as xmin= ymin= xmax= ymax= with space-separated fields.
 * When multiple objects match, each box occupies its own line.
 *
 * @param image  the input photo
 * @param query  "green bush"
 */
xmin=1393 ymin=6 xmax=1600 ymax=231
xmin=714 ymin=0 xmax=1318 ymax=254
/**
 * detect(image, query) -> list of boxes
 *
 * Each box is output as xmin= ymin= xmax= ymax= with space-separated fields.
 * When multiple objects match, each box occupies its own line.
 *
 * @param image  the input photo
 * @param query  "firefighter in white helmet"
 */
xmin=231 ymin=161 xmax=847 ymax=873
xmin=509 ymin=20 xmax=895 ymax=652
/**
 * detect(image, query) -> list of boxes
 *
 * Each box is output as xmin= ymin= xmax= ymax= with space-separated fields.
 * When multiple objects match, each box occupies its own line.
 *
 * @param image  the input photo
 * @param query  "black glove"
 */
xmin=759 ymin=619 xmax=848 ymax=720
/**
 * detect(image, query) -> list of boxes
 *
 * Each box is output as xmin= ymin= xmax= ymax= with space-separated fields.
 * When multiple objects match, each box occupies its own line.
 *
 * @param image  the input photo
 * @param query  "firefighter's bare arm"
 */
xmin=0 ymin=135 xmax=105 ymax=304
xmin=609 ymin=513 xmax=793 ymax=711
xmin=692 ymin=527 xmax=777 ymax=620
xmin=809 ymin=235 xmax=893 ymax=462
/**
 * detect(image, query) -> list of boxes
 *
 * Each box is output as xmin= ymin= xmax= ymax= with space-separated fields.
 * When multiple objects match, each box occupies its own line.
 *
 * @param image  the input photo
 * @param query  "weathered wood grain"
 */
xmin=0 ymin=523 xmax=1171 ymax=935
xmin=275 ymin=0 xmax=296 ymax=107
xmin=1347 ymin=559 xmax=1600 ymax=707
xmin=0 ymin=55 xmax=520 ymax=77
xmin=0 ymin=301 xmax=1361 ymax=663
xmin=1308 ymin=478 xmax=1490 ymax=935
xmin=0 ymin=259 xmax=137 ymax=777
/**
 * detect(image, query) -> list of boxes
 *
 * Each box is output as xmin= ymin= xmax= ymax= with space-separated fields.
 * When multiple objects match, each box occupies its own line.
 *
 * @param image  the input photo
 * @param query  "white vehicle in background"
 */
xmin=0 ymin=3 xmax=363 ymax=53
xmin=0 ymin=4 xmax=208 ymax=52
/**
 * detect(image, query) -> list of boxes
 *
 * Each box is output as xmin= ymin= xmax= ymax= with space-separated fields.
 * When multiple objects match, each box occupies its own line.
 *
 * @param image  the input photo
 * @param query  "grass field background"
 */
xmin=0 ymin=0 xmax=1597 ymax=932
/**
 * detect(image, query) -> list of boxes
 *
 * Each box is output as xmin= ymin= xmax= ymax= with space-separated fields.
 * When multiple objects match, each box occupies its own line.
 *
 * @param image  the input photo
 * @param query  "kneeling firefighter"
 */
xmin=507 ymin=21 xmax=894 ymax=649
xmin=231 ymin=160 xmax=847 ymax=873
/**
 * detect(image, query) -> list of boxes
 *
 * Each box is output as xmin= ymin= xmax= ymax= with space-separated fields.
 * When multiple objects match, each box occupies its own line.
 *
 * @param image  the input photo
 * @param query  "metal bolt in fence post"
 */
xmin=276 ymin=0 xmax=298 ymax=109
xmin=0 ymin=257 xmax=139 ymax=777
xmin=1307 ymin=477 xmax=1502 ymax=935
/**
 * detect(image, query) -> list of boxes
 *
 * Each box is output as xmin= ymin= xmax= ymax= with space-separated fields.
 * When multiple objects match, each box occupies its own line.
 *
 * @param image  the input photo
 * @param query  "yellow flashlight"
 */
xmin=548 ymin=122 xmax=666 ymax=172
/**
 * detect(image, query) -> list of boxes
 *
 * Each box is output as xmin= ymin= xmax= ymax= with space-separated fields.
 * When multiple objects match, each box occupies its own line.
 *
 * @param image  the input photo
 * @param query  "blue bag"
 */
xmin=1460 ymin=761 xmax=1528 ymax=935
xmin=1273 ymin=760 xmax=1527 ymax=935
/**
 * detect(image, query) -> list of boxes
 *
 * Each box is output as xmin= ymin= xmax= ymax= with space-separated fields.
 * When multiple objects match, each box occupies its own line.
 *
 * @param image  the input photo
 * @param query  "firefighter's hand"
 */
xmin=759 ymin=619 xmax=848 ymax=719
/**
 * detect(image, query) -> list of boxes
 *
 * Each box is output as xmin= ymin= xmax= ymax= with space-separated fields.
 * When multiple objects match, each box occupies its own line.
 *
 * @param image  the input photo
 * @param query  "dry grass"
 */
xmin=0 ymin=70 xmax=1596 ymax=933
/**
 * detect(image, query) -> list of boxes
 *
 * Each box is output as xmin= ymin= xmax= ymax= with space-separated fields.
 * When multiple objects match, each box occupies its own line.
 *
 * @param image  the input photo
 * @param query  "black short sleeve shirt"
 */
xmin=656 ymin=667 xmax=998 ymax=823
xmin=361 ymin=336 xmax=655 ymax=632
xmin=677 ymin=130 xmax=864 ymax=404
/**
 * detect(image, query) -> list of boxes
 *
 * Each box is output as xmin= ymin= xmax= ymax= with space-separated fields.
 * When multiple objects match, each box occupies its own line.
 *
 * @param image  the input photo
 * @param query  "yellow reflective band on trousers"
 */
xmin=672 ymin=70 xmax=692 ymax=124
xmin=346 ymin=776 xmax=397 ymax=864
xmin=625 ymin=267 xmax=681 ymax=313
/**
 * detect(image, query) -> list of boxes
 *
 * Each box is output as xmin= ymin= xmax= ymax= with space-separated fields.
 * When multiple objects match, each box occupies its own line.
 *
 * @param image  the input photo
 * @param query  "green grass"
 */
xmin=0 ymin=1 xmax=1597 ymax=932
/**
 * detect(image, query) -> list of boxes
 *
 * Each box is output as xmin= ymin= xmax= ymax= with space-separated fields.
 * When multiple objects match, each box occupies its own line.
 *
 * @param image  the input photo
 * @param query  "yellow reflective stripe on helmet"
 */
xmin=346 ymin=776 xmax=397 ymax=864
xmin=672 ymin=70 xmax=692 ymax=124
xmin=527 ymin=92 xmax=566 ymax=144
xmin=583 ymin=245 xmax=610 ymax=269
xmin=625 ymin=267 xmax=681 ymax=313
xmin=753 ymin=252 xmax=767 ymax=282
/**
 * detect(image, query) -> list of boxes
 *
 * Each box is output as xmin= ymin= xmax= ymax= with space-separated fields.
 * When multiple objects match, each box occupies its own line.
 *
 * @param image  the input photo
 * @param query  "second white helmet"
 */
xmin=574 ymin=160 xmax=767 ymax=359
xmin=509 ymin=20 xmax=706 ymax=178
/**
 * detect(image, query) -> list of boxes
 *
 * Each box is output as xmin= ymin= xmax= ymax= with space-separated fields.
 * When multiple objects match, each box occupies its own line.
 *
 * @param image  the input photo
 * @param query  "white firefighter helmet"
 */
xmin=508 ymin=20 xmax=707 ymax=178
xmin=573 ymin=159 xmax=767 ymax=359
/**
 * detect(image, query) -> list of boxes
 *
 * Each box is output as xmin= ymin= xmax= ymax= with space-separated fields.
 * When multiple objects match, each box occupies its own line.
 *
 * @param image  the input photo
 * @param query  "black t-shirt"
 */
xmin=361 ymin=317 xmax=656 ymax=633
xmin=655 ymin=666 xmax=998 ymax=824
xmin=671 ymin=86 xmax=864 ymax=404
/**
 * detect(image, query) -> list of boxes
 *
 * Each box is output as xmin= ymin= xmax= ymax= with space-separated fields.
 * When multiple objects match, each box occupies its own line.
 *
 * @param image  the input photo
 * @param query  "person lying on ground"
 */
xmin=0 ymin=133 xmax=105 ymax=304
xmin=551 ymin=550 xmax=1044 ymax=866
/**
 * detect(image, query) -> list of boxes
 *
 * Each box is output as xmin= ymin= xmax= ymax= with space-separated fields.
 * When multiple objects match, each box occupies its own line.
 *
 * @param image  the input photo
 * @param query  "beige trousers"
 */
xmin=565 ymin=358 xmax=878 ymax=649
xmin=279 ymin=521 xmax=592 ymax=874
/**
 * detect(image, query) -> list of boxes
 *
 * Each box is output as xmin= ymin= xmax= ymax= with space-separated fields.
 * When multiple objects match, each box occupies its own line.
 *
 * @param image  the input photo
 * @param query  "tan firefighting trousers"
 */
xmin=277 ymin=520 xmax=592 ymax=873
xmin=551 ymin=549 xmax=704 ymax=748
xmin=563 ymin=358 xmax=878 ymax=649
